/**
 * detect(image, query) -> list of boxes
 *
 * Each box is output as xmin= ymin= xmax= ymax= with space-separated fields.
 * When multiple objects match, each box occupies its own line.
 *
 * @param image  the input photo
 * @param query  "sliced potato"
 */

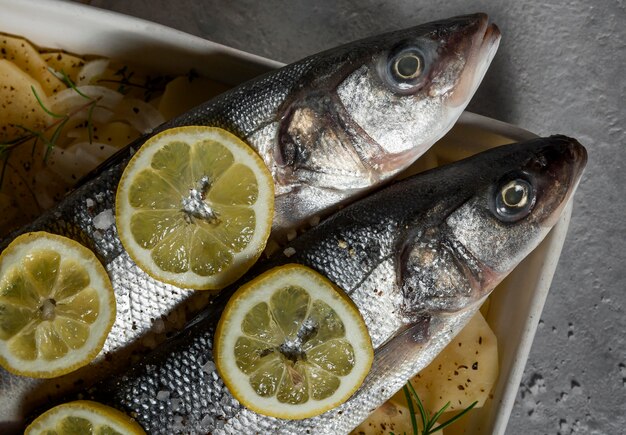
xmin=411 ymin=310 xmax=498 ymax=413
xmin=351 ymin=310 xmax=498 ymax=435
xmin=351 ymin=399 xmax=414 ymax=435
xmin=0 ymin=59 xmax=52 ymax=142
xmin=0 ymin=34 xmax=63 ymax=95
xmin=158 ymin=75 xmax=229 ymax=119
xmin=65 ymin=121 xmax=139 ymax=149
xmin=40 ymin=51 xmax=86 ymax=84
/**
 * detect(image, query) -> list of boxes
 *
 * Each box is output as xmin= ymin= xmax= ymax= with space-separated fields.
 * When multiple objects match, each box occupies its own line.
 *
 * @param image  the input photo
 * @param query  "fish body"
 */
xmin=91 ymin=136 xmax=587 ymax=434
xmin=0 ymin=14 xmax=499 ymax=428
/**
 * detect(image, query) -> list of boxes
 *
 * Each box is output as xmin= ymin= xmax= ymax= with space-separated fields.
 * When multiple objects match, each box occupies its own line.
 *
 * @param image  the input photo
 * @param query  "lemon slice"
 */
xmin=25 ymin=400 xmax=146 ymax=435
xmin=116 ymin=126 xmax=274 ymax=290
xmin=0 ymin=232 xmax=115 ymax=378
xmin=215 ymin=264 xmax=374 ymax=419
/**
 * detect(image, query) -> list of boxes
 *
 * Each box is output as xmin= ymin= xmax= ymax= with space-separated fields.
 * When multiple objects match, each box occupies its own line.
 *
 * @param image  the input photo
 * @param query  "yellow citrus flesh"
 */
xmin=215 ymin=264 xmax=374 ymax=419
xmin=25 ymin=400 xmax=146 ymax=435
xmin=116 ymin=126 xmax=274 ymax=290
xmin=0 ymin=232 xmax=115 ymax=378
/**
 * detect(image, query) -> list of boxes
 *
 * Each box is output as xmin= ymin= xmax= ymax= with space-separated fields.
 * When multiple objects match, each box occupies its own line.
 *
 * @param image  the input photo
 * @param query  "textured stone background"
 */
xmin=84 ymin=1 xmax=625 ymax=433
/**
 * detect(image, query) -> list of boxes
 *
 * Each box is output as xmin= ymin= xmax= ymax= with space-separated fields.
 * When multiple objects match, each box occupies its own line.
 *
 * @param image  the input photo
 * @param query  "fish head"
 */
xmin=333 ymin=13 xmax=501 ymax=171
xmin=273 ymin=14 xmax=500 ymax=230
xmin=399 ymin=136 xmax=587 ymax=317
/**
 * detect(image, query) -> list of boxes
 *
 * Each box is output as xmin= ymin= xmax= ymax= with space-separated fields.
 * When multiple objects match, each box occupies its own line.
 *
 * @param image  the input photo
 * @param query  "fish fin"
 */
xmin=370 ymin=315 xmax=431 ymax=378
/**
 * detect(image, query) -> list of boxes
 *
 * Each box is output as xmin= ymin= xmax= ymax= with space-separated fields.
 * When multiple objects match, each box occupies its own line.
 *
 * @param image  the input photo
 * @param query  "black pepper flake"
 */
xmin=458 ymin=385 xmax=465 ymax=391
xmin=479 ymin=336 xmax=483 ymax=345
xmin=472 ymin=361 xmax=479 ymax=370
xmin=132 ymin=107 xmax=140 ymax=114
xmin=0 ymin=48 xmax=5 ymax=55
xmin=57 ymin=53 xmax=62 ymax=60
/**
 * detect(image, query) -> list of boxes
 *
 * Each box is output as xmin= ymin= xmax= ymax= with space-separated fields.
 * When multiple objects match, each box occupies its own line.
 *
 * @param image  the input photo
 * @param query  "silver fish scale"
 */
xmin=170 ymin=59 xmax=316 ymax=139
xmin=287 ymin=214 xmax=402 ymax=294
xmin=97 ymin=305 xmax=476 ymax=434
xmin=103 ymin=253 xmax=193 ymax=354
xmin=100 ymin=324 xmax=243 ymax=434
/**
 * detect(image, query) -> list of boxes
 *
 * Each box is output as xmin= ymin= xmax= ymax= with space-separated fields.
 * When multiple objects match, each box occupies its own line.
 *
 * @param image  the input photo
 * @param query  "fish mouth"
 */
xmin=567 ymin=138 xmax=588 ymax=189
xmin=550 ymin=136 xmax=588 ymax=211
xmin=446 ymin=13 xmax=501 ymax=107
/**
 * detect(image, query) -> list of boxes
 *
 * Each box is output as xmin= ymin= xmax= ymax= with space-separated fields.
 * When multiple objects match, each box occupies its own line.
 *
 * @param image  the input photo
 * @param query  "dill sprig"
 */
xmin=0 ymin=71 xmax=101 ymax=187
xmin=391 ymin=382 xmax=478 ymax=435
xmin=96 ymin=65 xmax=172 ymax=101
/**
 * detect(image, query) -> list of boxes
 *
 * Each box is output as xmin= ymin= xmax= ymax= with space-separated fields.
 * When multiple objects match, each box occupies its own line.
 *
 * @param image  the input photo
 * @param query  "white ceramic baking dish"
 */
xmin=0 ymin=1 xmax=573 ymax=434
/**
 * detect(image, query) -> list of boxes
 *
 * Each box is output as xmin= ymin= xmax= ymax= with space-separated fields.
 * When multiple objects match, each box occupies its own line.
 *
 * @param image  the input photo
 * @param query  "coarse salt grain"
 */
xmin=200 ymin=415 xmax=213 ymax=429
xmin=283 ymin=247 xmax=296 ymax=257
xmin=156 ymin=390 xmax=170 ymax=401
xmin=86 ymin=198 xmax=95 ymax=208
xmin=93 ymin=209 xmax=114 ymax=230
xmin=171 ymin=398 xmax=182 ymax=411
xmin=172 ymin=415 xmax=184 ymax=430
xmin=309 ymin=215 xmax=321 ymax=226
xmin=202 ymin=361 xmax=216 ymax=374
xmin=153 ymin=318 xmax=165 ymax=334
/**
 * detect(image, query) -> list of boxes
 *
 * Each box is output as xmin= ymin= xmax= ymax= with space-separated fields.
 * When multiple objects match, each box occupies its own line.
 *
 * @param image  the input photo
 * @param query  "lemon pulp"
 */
xmin=215 ymin=264 xmax=373 ymax=419
xmin=0 ymin=232 xmax=115 ymax=378
xmin=116 ymin=126 xmax=274 ymax=290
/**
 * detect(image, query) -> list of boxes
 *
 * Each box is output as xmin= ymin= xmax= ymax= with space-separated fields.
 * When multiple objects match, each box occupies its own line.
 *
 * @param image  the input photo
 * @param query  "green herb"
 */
xmin=0 ymin=147 xmax=12 ymax=188
xmin=31 ymin=86 xmax=64 ymax=118
xmin=49 ymin=67 xmax=90 ymax=100
xmin=97 ymin=65 xmax=172 ymax=101
xmin=390 ymin=382 xmax=478 ymax=435
xmin=0 ymin=70 xmax=101 ymax=187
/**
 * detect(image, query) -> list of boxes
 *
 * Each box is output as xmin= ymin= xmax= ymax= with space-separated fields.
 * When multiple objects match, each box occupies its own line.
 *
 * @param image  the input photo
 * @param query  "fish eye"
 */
xmin=383 ymin=47 xmax=427 ymax=93
xmin=493 ymin=178 xmax=536 ymax=222
xmin=393 ymin=53 xmax=422 ymax=79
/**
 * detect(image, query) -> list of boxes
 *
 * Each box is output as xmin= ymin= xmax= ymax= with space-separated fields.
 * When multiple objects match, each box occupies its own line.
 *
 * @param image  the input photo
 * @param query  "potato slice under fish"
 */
xmin=351 ymin=310 xmax=498 ymax=434
xmin=411 ymin=310 xmax=499 ymax=413
xmin=158 ymin=75 xmax=229 ymax=120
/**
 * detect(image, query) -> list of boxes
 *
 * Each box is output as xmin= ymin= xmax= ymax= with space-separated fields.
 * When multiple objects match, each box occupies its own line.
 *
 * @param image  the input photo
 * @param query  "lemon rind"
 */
xmin=0 ymin=232 xmax=115 ymax=378
xmin=115 ymin=126 xmax=274 ymax=290
xmin=214 ymin=264 xmax=374 ymax=420
xmin=25 ymin=400 xmax=146 ymax=435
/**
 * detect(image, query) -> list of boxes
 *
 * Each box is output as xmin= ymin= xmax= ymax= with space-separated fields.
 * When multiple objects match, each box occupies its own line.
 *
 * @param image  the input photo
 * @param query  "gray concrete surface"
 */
xmin=84 ymin=1 xmax=626 ymax=433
